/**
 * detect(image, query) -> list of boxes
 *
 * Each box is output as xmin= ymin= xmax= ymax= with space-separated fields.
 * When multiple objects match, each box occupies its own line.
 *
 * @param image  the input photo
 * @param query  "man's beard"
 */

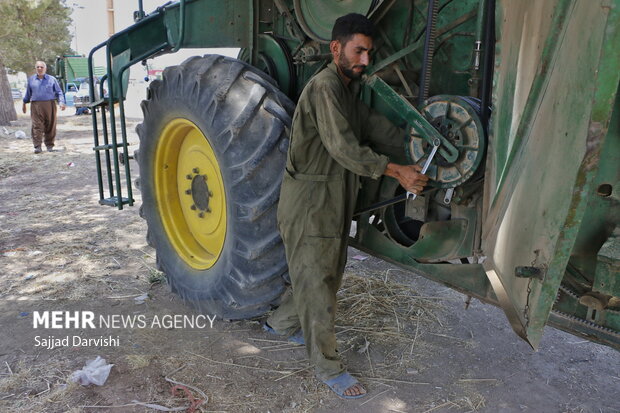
xmin=338 ymin=54 xmax=366 ymax=79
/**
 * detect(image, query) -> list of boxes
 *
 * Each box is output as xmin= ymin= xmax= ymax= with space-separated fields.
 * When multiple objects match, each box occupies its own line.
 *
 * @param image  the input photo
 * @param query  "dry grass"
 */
xmin=457 ymin=392 xmax=486 ymax=411
xmin=0 ymin=158 xmax=22 ymax=179
xmin=334 ymin=269 xmax=447 ymax=376
xmin=125 ymin=354 xmax=152 ymax=370
xmin=0 ymin=357 xmax=76 ymax=413
xmin=1 ymin=141 xmax=49 ymax=178
xmin=422 ymin=392 xmax=486 ymax=413
xmin=337 ymin=270 xmax=444 ymax=337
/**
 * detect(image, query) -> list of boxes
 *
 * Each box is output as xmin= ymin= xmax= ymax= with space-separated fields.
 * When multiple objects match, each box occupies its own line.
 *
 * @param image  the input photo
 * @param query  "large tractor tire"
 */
xmin=136 ymin=55 xmax=295 ymax=319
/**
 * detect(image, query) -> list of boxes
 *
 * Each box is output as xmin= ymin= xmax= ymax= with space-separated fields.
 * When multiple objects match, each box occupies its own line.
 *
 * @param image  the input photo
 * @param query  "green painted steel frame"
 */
xmin=88 ymin=0 xmax=256 ymax=209
xmin=350 ymin=221 xmax=495 ymax=306
xmin=482 ymin=0 xmax=620 ymax=349
xmin=364 ymin=75 xmax=459 ymax=162
xmin=85 ymin=0 xmax=619 ymax=349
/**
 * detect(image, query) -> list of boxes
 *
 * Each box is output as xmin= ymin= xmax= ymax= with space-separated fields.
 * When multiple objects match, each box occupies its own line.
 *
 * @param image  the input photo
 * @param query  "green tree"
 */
xmin=0 ymin=0 xmax=73 ymax=125
xmin=0 ymin=59 xmax=16 ymax=125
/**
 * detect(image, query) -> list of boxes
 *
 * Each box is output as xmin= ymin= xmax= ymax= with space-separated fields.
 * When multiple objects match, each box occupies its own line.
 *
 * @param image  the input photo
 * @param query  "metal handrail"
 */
xmin=87 ymin=1 xmax=192 ymax=208
xmin=110 ymin=41 xmax=171 ymax=208
xmin=171 ymin=0 xmax=186 ymax=52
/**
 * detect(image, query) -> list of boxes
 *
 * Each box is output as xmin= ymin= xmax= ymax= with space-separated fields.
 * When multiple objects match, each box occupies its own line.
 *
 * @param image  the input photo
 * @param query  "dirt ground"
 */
xmin=1 ymin=104 xmax=619 ymax=413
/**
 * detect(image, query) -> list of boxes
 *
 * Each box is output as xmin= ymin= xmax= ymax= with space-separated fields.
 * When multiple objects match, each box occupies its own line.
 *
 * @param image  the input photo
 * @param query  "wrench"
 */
xmin=353 ymin=137 xmax=441 ymax=216
xmin=406 ymin=137 xmax=441 ymax=200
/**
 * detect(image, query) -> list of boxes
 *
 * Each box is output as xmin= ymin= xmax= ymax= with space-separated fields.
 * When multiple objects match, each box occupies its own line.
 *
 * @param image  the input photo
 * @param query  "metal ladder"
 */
xmin=86 ymin=2 xmax=179 ymax=209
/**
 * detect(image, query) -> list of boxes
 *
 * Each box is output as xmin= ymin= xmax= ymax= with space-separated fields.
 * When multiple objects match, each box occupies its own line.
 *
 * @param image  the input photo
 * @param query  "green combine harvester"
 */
xmin=55 ymin=55 xmax=87 ymax=92
xmin=55 ymin=54 xmax=106 ymax=107
xmin=86 ymin=0 xmax=619 ymax=351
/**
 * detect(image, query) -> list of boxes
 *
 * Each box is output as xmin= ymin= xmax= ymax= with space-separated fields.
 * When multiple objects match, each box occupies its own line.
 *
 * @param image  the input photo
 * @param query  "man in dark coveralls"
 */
xmin=265 ymin=13 xmax=429 ymax=398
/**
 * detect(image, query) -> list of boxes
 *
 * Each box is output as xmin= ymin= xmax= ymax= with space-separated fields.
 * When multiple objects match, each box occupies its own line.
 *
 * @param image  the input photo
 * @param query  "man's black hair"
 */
xmin=331 ymin=13 xmax=375 ymax=43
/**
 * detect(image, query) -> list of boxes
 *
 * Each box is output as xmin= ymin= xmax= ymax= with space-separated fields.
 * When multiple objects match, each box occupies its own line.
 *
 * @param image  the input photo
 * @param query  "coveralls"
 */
xmin=267 ymin=62 xmax=406 ymax=380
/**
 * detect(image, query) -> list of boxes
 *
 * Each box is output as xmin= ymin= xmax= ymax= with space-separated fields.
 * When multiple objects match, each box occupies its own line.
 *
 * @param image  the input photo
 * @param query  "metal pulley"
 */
xmin=238 ymin=34 xmax=295 ymax=96
xmin=408 ymin=95 xmax=487 ymax=188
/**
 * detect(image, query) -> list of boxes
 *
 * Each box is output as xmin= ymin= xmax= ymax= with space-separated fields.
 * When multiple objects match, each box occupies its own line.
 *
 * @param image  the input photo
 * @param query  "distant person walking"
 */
xmin=22 ymin=61 xmax=65 ymax=153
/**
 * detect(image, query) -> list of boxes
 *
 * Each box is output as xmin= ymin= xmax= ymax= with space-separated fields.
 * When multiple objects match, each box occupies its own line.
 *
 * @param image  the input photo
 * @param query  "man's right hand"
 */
xmin=22 ymin=103 xmax=27 ymax=114
xmin=384 ymin=163 xmax=429 ymax=195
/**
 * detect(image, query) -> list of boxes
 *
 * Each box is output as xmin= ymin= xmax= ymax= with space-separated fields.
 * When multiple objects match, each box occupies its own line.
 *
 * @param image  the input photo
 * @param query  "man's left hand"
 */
xmin=60 ymin=104 xmax=66 ymax=111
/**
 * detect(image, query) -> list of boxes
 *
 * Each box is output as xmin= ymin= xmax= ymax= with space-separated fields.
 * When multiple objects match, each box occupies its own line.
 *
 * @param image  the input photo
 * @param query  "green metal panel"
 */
xmin=108 ymin=13 xmax=169 ymax=58
xmin=65 ymin=57 xmax=89 ymax=80
xmin=350 ymin=222 xmax=495 ymax=305
xmin=93 ymin=67 xmax=107 ymax=78
xmin=369 ymin=0 xmax=479 ymax=97
xmin=163 ymin=0 xmax=252 ymax=48
xmin=482 ymin=0 xmax=620 ymax=348
xmin=55 ymin=55 xmax=92 ymax=90
xmin=570 ymin=91 xmax=620 ymax=298
xmin=104 ymin=0 xmax=253 ymax=99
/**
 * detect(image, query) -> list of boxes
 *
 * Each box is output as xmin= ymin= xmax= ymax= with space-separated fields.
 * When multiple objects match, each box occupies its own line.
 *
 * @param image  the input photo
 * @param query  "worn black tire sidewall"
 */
xmin=137 ymin=55 xmax=293 ymax=319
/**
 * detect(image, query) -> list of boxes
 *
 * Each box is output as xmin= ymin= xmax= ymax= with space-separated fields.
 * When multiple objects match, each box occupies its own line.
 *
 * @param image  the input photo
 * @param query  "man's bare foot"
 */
xmin=343 ymin=382 xmax=366 ymax=397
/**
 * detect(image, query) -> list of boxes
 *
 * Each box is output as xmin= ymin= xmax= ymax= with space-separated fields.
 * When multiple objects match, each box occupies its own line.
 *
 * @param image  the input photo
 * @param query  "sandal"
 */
xmin=323 ymin=372 xmax=367 ymax=399
xmin=263 ymin=323 xmax=305 ymax=345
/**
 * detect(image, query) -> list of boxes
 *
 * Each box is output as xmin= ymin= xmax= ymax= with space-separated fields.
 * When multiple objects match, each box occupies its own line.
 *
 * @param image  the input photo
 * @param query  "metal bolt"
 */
xmin=193 ymin=167 xmax=200 ymax=173
xmin=208 ymin=191 xmax=213 ymax=197
xmin=198 ymin=212 xmax=205 ymax=218
xmin=190 ymin=205 xmax=197 ymax=210
xmin=185 ymin=189 xmax=192 ymax=195
xmin=206 ymin=207 xmax=212 ymax=213
xmin=186 ymin=174 xmax=192 ymax=180
xmin=515 ymin=266 xmax=545 ymax=280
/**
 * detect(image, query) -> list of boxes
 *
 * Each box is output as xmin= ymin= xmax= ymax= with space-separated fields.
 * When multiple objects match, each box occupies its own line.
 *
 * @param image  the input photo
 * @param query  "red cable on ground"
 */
xmin=171 ymin=384 xmax=205 ymax=412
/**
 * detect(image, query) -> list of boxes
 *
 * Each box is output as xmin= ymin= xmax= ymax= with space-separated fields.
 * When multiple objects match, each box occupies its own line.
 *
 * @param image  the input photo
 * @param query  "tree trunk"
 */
xmin=0 ymin=58 xmax=18 ymax=126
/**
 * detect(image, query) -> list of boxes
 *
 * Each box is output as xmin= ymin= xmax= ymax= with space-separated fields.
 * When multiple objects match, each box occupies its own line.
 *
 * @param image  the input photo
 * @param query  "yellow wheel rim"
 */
xmin=154 ymin=118 xmax=226 ymax=269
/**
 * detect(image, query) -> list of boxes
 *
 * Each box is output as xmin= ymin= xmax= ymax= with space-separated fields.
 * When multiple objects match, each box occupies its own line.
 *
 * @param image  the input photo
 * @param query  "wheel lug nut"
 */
xmin=203 ymin=174 xmax=208 ymax=181
xmin=193 ymin=167 xmax=200 ymax=173
xmin=206 ymin=207 xmax=212 ymax=213
xmin=186 ymin=174 xmax=192 ymax=180
xmin=198 ymin=212 xmax=205 ymax=218
xmin=185 ymin=189 xmax=192 ymax=195
xmin=190 ymin=205 xmax=197 ymax=210
xmin=208 ymin=191 xmax=213 ymax=197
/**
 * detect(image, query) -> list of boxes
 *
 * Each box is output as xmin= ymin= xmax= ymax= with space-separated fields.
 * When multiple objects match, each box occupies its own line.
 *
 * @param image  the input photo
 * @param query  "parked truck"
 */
xmin=55 ymin=55 xmax=85 ymax=90
xmin=85 ymin=0 xmax=619 ymax=351
xmin=55 ymin=55 xmax=106 ymax=108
